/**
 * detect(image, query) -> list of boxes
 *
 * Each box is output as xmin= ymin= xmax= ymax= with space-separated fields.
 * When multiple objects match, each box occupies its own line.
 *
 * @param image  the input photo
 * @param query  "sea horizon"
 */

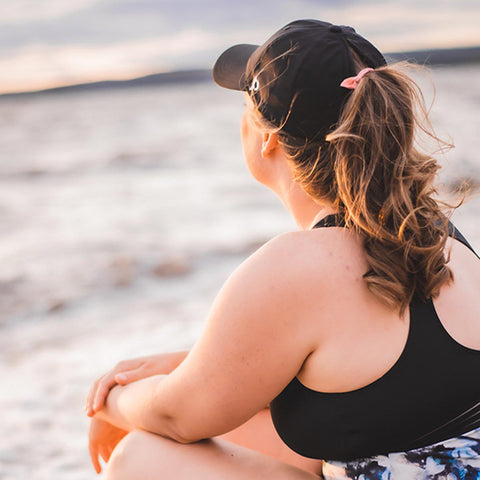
xmin=1 ymin=44 xmax=480 ymax=98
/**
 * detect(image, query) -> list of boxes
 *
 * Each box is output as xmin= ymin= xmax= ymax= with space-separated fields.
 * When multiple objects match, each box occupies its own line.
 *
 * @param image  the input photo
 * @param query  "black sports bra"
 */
xmin=270 ymin=215 xmax=480 ymax=461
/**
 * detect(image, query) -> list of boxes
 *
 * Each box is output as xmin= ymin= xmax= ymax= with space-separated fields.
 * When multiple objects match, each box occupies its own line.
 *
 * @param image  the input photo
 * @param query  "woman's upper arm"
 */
xmin=155 ymin=234 xmax=318 ymax=441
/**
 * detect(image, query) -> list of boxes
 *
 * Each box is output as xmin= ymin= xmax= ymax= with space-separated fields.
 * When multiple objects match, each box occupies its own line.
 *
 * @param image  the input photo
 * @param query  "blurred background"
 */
xmin=0 ymin=1 xmax=479 ymax=478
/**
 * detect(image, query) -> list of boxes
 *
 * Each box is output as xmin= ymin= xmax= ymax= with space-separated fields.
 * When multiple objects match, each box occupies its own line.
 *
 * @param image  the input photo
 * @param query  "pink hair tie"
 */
xmin=340 ymin=67 xmax=374 ymax=90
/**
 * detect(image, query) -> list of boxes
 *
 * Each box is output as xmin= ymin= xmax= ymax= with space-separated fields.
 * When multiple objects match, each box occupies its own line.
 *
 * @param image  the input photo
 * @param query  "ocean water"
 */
xmin=0 ymin=64 xmax=478 ymax=479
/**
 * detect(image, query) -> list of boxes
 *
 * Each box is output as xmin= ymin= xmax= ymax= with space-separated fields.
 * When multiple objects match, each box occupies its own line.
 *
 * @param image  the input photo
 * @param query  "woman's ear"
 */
xmin=261 ymin=133 xmax=279 ymax=158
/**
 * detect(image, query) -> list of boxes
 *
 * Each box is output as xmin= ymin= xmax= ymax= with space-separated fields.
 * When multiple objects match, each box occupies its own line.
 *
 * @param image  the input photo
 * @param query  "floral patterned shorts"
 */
xmin=322 ymin=427 xmax=480 ymax=480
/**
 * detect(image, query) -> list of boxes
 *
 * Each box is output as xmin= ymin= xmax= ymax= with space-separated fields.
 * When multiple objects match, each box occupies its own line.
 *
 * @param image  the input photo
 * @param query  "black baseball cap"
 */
xmin=213 ymin=19 xmax=386 ymax=140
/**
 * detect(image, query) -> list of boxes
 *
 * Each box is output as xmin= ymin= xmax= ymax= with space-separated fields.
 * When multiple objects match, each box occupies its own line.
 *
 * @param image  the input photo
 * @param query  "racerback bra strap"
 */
xmin=447 ymin=222 xmax=480 ymax=259
xmin=312 ymin=214 xmax=479 ymax=259
xmin=312 ymin=213 xmax=346 ymax=229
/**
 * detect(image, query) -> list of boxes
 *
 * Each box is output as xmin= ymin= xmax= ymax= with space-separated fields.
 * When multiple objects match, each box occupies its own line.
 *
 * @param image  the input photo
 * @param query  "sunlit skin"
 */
xmin=85 ymin=97 xmax=480 ymax=480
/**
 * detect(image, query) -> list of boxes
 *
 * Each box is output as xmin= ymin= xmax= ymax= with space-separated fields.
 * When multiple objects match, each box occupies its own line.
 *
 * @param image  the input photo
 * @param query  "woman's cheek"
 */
xmin=241 ymin=110 xmax=269 ymax=184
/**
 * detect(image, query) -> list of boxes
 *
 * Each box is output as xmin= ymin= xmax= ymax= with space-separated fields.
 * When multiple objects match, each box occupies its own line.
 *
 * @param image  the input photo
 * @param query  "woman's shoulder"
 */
xmin=235 ymin=227 xmax=368 ymax=295
xmin=254 ymin=227 xmax=366 ymax=269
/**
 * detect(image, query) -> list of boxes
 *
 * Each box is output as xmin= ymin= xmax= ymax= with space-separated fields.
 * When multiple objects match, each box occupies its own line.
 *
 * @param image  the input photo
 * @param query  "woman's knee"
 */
xmin=104 ymin=430 xmax=167 ymax=480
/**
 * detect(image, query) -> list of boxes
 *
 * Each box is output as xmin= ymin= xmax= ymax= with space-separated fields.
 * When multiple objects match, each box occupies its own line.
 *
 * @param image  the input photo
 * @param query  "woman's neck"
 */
xmin=263 ymin=143 xmax=337 ymax=230
xmin=274 ymin=175 xmax=337 ymax=230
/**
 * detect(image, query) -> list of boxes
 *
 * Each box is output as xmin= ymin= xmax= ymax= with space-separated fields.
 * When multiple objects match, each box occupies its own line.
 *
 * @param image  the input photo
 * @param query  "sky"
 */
xmin=1 ymin=0 xmax=479 ymax=94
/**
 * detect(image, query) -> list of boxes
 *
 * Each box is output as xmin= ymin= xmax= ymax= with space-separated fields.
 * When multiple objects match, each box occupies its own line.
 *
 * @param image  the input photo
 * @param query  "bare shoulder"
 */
xmin=446 ymin=235 xmax=480 ymax=269
xmin=237 ymin=227 xmax=368 ymax=288
xmin=205 ymin=228 xmax=360 ymax=349
xmin=212 ymin=227 xmax=371 ymax=342
xmin=158 ymin=231 xmax=362 ymax=440
xmin=435 ymin=236 xmax=480 ymax=349
xmin=442 ymin=235 xmax=480 ymax=298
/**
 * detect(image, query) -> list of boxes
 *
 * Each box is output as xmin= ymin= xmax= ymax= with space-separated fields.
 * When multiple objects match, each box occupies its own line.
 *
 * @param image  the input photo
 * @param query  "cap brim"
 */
xmin=213 ymin=44 xmax=259 ymax=91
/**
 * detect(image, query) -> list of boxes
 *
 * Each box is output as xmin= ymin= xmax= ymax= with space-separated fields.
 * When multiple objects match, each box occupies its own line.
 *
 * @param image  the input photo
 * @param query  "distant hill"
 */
xmin=2 ymin=46 xmax=479 ymax=99
xmin=385 ymin=45 xmax=480 ymax=65
xmin=0 ymin=69 xmax=213 ymax=98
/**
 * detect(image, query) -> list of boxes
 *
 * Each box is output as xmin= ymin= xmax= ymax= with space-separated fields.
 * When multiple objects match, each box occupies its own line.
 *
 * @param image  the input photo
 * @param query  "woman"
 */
xmin=85 ymin=20 xmax=480 ymax=479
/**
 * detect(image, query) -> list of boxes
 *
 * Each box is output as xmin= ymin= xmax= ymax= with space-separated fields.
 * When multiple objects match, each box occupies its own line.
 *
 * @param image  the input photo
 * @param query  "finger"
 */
xmin=86 ymin=379 xmax=101 ymax=416
xmin=87 ymin=360 xmax=148 ymax=415
xmin=89 ymin=441 xmax=102 ymax=474
xmin=114 ymin=367 xmax=145 ymax=385
xmin=87 ymin=372 xmax=117 ymax=415
xmin=87 ymin=376 xmax=107 ymax=416
xmin=91 ymin=375 xmax=118 ymax=415
xmin=87 ymin=380 xmax=103 ymax=417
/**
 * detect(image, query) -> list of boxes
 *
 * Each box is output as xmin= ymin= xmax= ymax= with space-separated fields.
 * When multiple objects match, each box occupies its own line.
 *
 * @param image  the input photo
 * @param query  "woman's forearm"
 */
xmin=156 ymin=350 xmax=189 ymax=373
xmin=96 ymin=374 xmax=182 ymax=441
xmin=86 ymin=350 xmax=190 ymax=418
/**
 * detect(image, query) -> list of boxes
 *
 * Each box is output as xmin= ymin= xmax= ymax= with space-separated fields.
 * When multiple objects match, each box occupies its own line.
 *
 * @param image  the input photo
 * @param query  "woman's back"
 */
xmin=290 ymin=225 xmax=480 ymax=394
xmin=269 ymin=219 xmax=480 ymax=465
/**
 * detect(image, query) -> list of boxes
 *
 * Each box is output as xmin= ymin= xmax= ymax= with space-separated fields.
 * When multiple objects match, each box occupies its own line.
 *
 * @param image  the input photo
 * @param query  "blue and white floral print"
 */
xmin=322 ymin=427 xmax=480 ymax=480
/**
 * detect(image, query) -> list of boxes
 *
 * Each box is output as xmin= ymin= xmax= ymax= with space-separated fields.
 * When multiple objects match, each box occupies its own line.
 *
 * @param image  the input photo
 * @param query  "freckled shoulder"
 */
xmin=243 ymin=227 xmax=365 ymax=289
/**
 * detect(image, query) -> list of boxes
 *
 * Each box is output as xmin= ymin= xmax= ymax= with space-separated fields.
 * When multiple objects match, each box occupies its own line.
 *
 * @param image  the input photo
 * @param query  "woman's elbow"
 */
xmin=152 ymin=412 xmax=207 ymax=444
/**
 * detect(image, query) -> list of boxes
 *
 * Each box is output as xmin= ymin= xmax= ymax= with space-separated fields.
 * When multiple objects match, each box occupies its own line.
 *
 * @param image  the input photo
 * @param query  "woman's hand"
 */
xmin=85 ymin=351 xmax=188 ymax=417
xmin=88 ymin=417 xmax=128 ymax=474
